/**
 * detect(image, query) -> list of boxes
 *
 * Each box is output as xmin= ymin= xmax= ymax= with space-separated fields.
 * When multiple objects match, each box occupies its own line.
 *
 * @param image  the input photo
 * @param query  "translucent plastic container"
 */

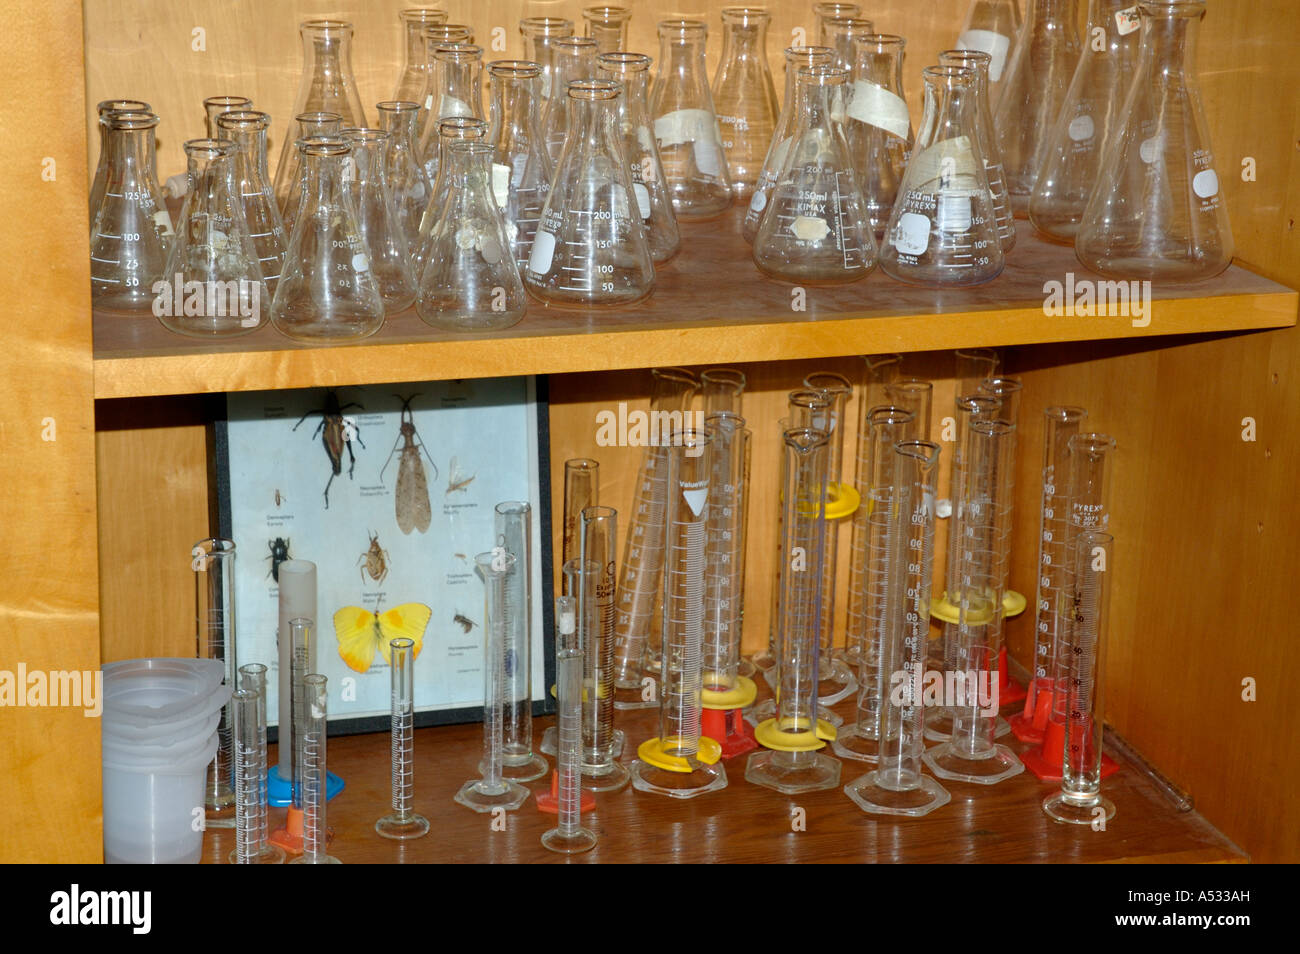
xmin=102 ymin=658 xmax=227 ymax=731
xmin=103 ymin=730 xmax=219 ymax=864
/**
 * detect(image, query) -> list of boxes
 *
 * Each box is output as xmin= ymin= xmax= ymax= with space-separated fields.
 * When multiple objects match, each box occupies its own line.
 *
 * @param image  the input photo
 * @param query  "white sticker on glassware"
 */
xmin=1068 ymin=115 xmax=1096 ymax=142
xmin=845 ymin=80 xmax=911 ymax=140
xmin=491 ymin=162 xmax=511 ymax=208
xmin=342 ymin=156 xmax=357 ymax=182
xmin=455 ymin=225 xmax=478 ymax=250
xmin=479 ymin=233 xmax=503 ymax=264
xmin=1139 ymin=135 xmax=1163 ymax=164
xmin=894 ymin=212 xmax=930 ymax=255
xmin=1115 ymin=7 xmax=1141 ymax=35
xmin=351 ymin=252 xmax=369 ymax=271
xmin=425 ymin=94 xmax=434 ymax=110
xmin=637 ymin=124 xmax=657 ymax=153
xmin=153 ymin=209 xmax=174 ymax=234
xmin=749 ymin=188 xmax=768 ymax=212
xmin=911 ymin=135 xmax=980 ymax=185
xmin=693 ymin=138 xmax=721 ymax=176
xmin=957 ymin=29 xmax=1012 ymax=81
xmin=936 ymin=192 xmax=972 ymax=232
xmin=790 ymin=216 xmax=830 ymax=242
xmin=653 ymin=108 xmax=716 ymax=148
xmin=439 ymin=95 xmax=473 ymax=119
xmin=528 ymin=230 xmax=556 ymax=273
xmin=1192 ymin=169 xmax=1219 ymax=199
xmin=511 ymin=157 xmax=527 ymax=188
xmin=633 ymin=182 xmax=651 ymax=219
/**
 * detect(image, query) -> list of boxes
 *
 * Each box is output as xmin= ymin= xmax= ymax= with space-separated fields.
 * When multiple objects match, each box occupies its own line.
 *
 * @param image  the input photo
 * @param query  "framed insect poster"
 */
xmin=215 ymin=376 xmax=554 ymax=735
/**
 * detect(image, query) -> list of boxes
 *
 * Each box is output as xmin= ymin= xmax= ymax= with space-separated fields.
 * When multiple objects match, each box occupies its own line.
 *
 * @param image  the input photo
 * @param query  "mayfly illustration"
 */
xmin=445 ymin=456 xmax=476 ymax=495
xmin=380 ymin=395 xmax=437 ymax=535
xmin=294 ymin=389 xmax=364 ymax=509
xmin=359 ymin=531 xmax=390 ymax=586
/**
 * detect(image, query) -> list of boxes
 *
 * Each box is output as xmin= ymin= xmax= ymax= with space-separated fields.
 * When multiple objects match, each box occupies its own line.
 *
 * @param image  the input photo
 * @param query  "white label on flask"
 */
xmin=1139 ymin=135 xmax=1162 ymax=164
xmin=895 ymin=212 xmax=930 ymax=255
xmin=528 ymin=230 xmax=556 ymax=274
xmin=910 ymin=135 xmax=980 ymax=185
xmin=749 ymin=189 xmax=768 ymax=212
xmin=425 ymin=94 xmax=434 ymax=110
xmin=633 ymin=182 xmax=651 ymax=219
xmin=636 ymin=125 xmax=657 ymax=153
xmin=936 ymin=192 xmax=972 ymax=232
xmin=491 ymin=162 xmax=511 ymax=209
xmin=351 ymin=252 xmax=370 ymax=272
xmin=654 ymin=108 xmax=716 ymax=148
xmin=1193 ymin=169 xmax=1219 ymax=198
xmin=153 ymin=209 xmax=174 ymax=235
xmin=694 ymin=138 xmax=722 ymax=176
xmin=957 ymin=29 xmax=1011 ymax=81
xmin=845 ymin=80 xmax=911 ymax=140
xmin=1068 ymin=115 xmax=1096 ymax=142
xmin=439 ymin=95 xmax=473 ymax=119
xmin=1115 ymin=7 xmax=1141 ymax=35
xmin=342 ymin=156 xmax=357 ymax=182
xmin=790 ymin=216 xmax=830 ymax=242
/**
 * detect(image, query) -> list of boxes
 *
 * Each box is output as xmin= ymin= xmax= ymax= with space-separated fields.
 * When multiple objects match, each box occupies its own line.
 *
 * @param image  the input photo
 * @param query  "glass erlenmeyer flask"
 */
xmin=598 ymin=52 xmax=681 ymax=263
xmin=275 ymin=20 xmax=368 ymax=198
xmin=956 ymin=0 xmax=1023 ymax=97
xmin=414 ymin=24 xmax=475 ymax=135
xmin=274 ymin=111 xmax=343 ymax=221
xmin=487 ymin=61 xmax=554 ymax=272
xmin=1029 ymin=0 xmax=1143 ymax=243
xmin=414 ymin=117 xmax=489 ymax=271
xmin=90 ymin=99 xmax=151 ymax=216
xmin=1075 ymin=0 xmax=1233 ymax=281
xmin=526 ymin=79 xmax=655 ymax=307
xmin=342 ymin=128 xmax=417 ymax=313
xmin=90 ymin=111 xmax=173 ymax=312
xmin=881 ymin=66 xmax=1004 ymax=287
xmin=652 ymin=19 xmax=734 ymax=219
xmin=271 ymin=138 xmax=386 ymax=342
xmin=418 ymin=43 xmax=486 ymax=180
xmin=393 ymin=8 xmax=450 ymax=103
xmin=159 ymin=139 xmax=267 ymax=337
xmin=583 ymin=6 xmax=631 ymax=53
xmin=742 ymin=45 xmax=834 ymax=244
xmin=203 ymin=96 xmax=251 ymax=138
xmin=376 ymin=100 xmax=431 ymax=254
xmin=520 ymin=17 xmax=575 ymax=106
xmin=939 ymin=49 xmax=1015 ymax=251
xmin=417 ymin=140 xmax=527 ymax=331
xmin=712 ymin=7 xmax=779 ymax=199
xmin=994 ymin=0 xmax=1083 ymax=215
xmin=846 ymin=34 xmax=914 ymax=240
xmin=541 ymin=36 xmax=599 ymax=167
xmin=216 ymin=110 xmax=288 ymax=295
xmin=823 ymin=16 xmax=875 ymax=72
xmin=753 ymin=66 xmax=877 ymax=283
xmin=814 ymin=3 xmax=861 ymax=46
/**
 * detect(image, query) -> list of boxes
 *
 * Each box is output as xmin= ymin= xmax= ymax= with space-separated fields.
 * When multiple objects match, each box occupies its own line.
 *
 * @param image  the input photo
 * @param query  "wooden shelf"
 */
xmin=201 ymin=699 xmax=1245 ymax=864
xmin=95 ymin=214 xmax=1296 ymax=400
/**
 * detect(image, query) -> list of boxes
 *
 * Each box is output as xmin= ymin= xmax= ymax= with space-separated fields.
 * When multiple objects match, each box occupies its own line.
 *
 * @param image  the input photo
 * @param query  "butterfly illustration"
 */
xmin=333 ymin=602 xmax=433 ymax=673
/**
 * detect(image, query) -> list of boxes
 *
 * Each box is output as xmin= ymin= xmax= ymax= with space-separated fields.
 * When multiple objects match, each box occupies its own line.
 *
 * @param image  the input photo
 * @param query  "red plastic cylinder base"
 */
xmin=536 ymin=770 xmax=597 ymax=814
xmin=702 ymin=707 xmax=758 ymax=759
xmin=1009 ymin=679 xmax=1054 ymax=744
xmin=998 ymin=646 xmax=1027 ymax=706
xmin=1022 ymin=719 xmax=1120 ymax=782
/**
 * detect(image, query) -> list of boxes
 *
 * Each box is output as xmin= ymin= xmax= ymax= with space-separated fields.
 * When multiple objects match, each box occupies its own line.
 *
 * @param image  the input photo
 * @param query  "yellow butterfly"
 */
xmin=333 ymin=602 xmax=432 ymax=673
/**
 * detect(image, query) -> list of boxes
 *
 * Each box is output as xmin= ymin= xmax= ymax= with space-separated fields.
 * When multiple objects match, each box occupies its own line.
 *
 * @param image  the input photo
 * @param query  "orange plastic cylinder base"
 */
xmin=536 ymin=770 xmax=597 ymax=814
xmin=268 ymin=806 xmax=305 ymax=854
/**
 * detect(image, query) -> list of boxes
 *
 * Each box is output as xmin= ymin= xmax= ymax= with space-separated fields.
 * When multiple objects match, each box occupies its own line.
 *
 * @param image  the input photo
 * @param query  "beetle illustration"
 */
xmin=453 ymin=612 xmax=476 ymax=633
xmin=267 ymin=537 xmax=291 ymax=582
xmin=294 ymin=389 xmax=364 ymax=509
xmin=359 ymin=531 xmax=390 ymax=586
xmin=380 ymin=395 xmax=437 ymax=535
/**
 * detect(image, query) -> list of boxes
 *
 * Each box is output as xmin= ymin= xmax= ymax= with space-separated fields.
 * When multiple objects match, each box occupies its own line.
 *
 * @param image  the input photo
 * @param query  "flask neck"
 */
xmin=658 ymin=33 xmax=709 ymax=85
xmin=104 ymin=126 xmax=158 ymax=181
xmin=377 ymin=108 xmax=419 ymax=149
xmin=719 ymin=17 xmax=769 ymax=59
xmin=918 ymin=77 xmax=977 ymax=147
xmin=490 ymin=76 xmax=543 ymax=149
xmin=1025 ymin=0 xmax=1081 ymax=26
xmin=855 ymin=47 xmax=905 ymax=92
xmin=1138 ymin=2 xmax=1201 ymax=80
xmin=225 ymin=126 xmax=271 ymax=184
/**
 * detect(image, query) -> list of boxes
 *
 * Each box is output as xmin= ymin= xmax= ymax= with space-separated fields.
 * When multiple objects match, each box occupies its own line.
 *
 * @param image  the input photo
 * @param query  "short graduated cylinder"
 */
xmin=752 ymin=66 xmax=877 ymax=284
xmin=486 ymin=61 xmax=554 ymax=273
xmin=847 ymin=35 xmax=915 ymax=240
xmin=289 ymin=674 xmax=340 ymax=864
xmin=543 ymin=595 xmax=598 ymax=853
xmin=376 ymin=101 xmax=432 ymax=259
xmin=519 ymin=17 xmax=574 ymax=105
xmin=230 ymin=665 xmax=284 ymax=863
xmin=376 ymin=637 xmax=429 ymax=839
xmin=1043 ymin=530 xmax=1117 ymax=824
xmin=393 ymin=8 xmax=450 ymax=104
xmin=194 ymin=538 xmax=237 ymax=828
xmin=216 ymin=110 xmax=288 ymax=296
xmin=342 ymin=127 xmax=417 ymax=313
xmin=711 ymin=6 xmax=779 ymax=198
xmin=274 ymin=111 xmax=343 ymax=223
xmin=203 ymin=96 xmax=252 ymax=138
xmin=746 ymin=426 xmax=841 ymax=794
xmin=583 ymin=6 xmax=631 ymax=53
xmin=577 ymin=507 xmax=629 ymax=790
xmin=845 ymin=440 xmax=952 ymax=816
xmin=456 ymin=552 xmax=530 ymax=811
xmin=90 ymin=99 xmax=152 ymax=216
xmin=631 ymin=429 xmax=728 ymax=798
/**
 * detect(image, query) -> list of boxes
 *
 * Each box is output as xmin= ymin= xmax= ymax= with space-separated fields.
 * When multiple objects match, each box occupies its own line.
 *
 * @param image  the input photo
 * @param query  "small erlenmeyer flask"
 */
xmin=881 ymin=65 xmax=1004 ymax=287
xmin=598 ymin=52 xmax=681 ymax=263
xmin=418 ymin=44 xmax=486 ymax=179
xmin=274 ymin=111 xmax=343 ymax=221
xmin=414 ymin=117 xmax=489 ymax=270
xmin=414 ymin=23 xmax=475 ymax=135
xmin=90 ymin=111 xmax=173 ymax=312
xmin=823 ymin=16 xmax=875 ymax=72
xmin=342 ymin=128 xmax=417 ymax=313
xmin=393 ymin=8 xmax=450 ymax=103
xmin=1076 ymin=0 xmax=1233 ymax=281
xmin=541 ymin=36 xmax=599 ymax=167
xmin=712 ymin=7 xmax=779 ymax=199
xmin=271 ymin=138 xmax=386 ymax=342
xmin=583 ymin=6 xmax=631 ymax=53
xmin=519 ymin=17 xmax=575 ymax=105
xmin=89 ymin=99 xmax=152 ymax=217
xmin=939 ymin=49 xmax=1015 ymax=251
xmin=216 ymin=110 xmax=288 ymax=295
xmin=159 ymin=139 xmax=267 ymax=337
xmin=846 ymin=34 xmax=914 ymax=240
xmin=275 ymin=20 xmax=368 ymax=197
xmin=994 ymin=0 xmax=1083 ymax=215
xmin=376 ymin=100 xmax=431 ymax=254
xmin=652 ymin=19 xmax=734 ymax=218
xmin=417 ymin=140 xmax=527 ymax=331
xmin=526 ymin=79 xmax=656 ymax=307
xmin=956 ymin=0 xmax=1023 ymax=96
xmin=742 ymin=45 xmax=834 ymax=244
xmin=753 ymin=66 xmax=877 ymax=283
xmin=203 ymin=96 xmax=252 ymax=138
xmin=1029 ymin=0 xmax=1143 ymax=244
xmin=487 ymin=61 xmax=554 ymax=272
xmin=813 ymin=3 xmax=861 ymax=46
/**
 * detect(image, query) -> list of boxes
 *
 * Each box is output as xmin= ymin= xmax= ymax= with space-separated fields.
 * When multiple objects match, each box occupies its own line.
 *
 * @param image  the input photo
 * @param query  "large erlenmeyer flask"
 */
xmin=711 ymin=6 xmax=779 ymax=199
xmin=393 ymin=8 xmax=450 ymax=103
xmin=216 ymin=110 xmax=288 ymax=295
xmin=1075 ymin=0 xmax=1233 ymax=281
xmin=376 ymin=100 xmax=432 ymax=254
xmin=939 ymin=49 xmax=1015 ymax=252
xmin=955 ymin=0 xmax=1022 ymax=98
xmin=274 ymin=111 xmax=343 ymax=222
xmin=846 ymin=34 xmax=914 ymax=240
xmin=342 ymin=128 xmax=417 ymax=313
xmin=487 ymin=61 xmax=554 ymax=272
xmin=541 ymin=36 xmax=599 ymax=167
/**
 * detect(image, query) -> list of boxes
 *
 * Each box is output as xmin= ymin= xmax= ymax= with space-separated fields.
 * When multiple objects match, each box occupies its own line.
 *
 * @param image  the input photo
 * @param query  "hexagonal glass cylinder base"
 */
xmin=454 ymin=778 xmax=530 ymax=812
xmin=581 ymin=757 xmax=631 ymax=793
xmin=924 ymin=709 xmax=1010 ymax=742
xmin=481 ymin=751 xmax=549 ymax=783
xmin=923 ymin=742 xmax=1024 ymax=785
xmin=375 ymin=811 xmax=431 ymax=840
xmin=542 ymin=726 xmax=626 ymax=759
xmin=227 ymin=844 xmax=287 ymax=864
xmin=630 ymin=760 xmax=728 ymax=799
xmin=816 ymin=656 xmax=858 ymax=707
xmin=542 ymin=826 xmax=597 ymax=854
xmin=288 ymin=853 xmax=341 ymax=864
xmin=1043 ymin=791 xmax=1116 ymax=826
xmin=830 ymin=721 xmax=881 ymax=763
xmin=844 ymin=770 xmax=950 ymax=817
xmin=745 ymin=748 xmax=841 ymax=795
